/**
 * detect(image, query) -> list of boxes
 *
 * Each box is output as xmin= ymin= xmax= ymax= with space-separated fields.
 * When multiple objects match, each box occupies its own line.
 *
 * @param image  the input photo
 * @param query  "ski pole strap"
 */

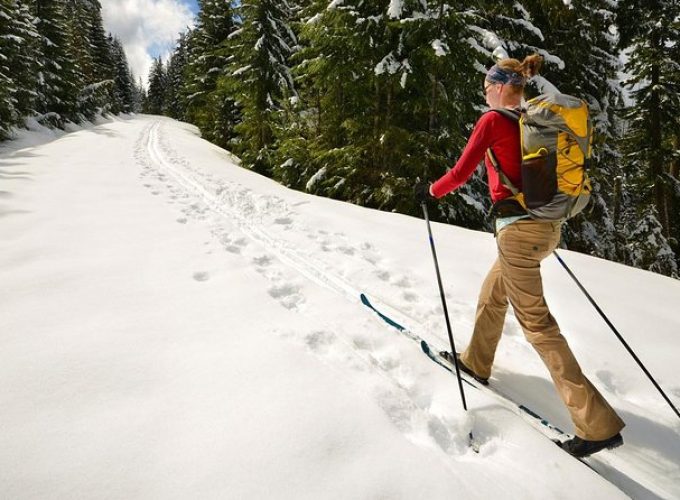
xmin=486 ymin=148 xmax=520 ymax=195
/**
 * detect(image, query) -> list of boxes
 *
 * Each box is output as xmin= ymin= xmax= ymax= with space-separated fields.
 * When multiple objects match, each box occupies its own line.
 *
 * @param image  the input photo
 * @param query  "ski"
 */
xmin=359 ymin=292 xmax=614 ymax=477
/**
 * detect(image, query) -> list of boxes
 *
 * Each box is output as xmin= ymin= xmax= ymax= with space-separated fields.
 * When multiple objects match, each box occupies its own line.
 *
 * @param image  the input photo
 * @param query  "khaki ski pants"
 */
xmin=460 ymin=219 xmax=624 ymax=441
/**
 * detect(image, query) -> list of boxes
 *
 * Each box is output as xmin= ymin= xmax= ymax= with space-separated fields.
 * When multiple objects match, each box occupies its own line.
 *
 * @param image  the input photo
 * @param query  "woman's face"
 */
xmin=484 ymin=80 xmax=502 ymax=108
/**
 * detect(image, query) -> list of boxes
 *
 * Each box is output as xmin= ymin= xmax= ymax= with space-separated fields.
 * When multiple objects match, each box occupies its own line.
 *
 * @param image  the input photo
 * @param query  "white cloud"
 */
xmin=101 ymin=0 xmax=195 ymax=87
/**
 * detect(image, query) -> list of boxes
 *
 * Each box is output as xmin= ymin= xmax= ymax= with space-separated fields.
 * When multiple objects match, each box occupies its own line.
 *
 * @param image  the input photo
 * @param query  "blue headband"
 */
xmin=486 ymin=65 xmax=525 ymax=86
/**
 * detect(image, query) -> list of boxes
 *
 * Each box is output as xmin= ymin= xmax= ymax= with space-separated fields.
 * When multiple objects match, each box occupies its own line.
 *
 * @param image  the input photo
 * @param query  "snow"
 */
xmin=1 ymin=115 xmax=680 ymax=499
xmin=387 ymin=0 xmax=403 ymax=19
xmin=501 ymin=16 xmax=544 ymax=41
xmin=375 ymin=53 xmax=402 ymax=76
xmin=431 ymin=39 xmax=448 ymax=57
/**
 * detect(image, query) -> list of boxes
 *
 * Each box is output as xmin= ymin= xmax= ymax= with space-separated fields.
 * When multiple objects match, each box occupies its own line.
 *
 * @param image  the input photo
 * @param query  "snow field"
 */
xmin=2 ymin=115 xmax=678 ymax=499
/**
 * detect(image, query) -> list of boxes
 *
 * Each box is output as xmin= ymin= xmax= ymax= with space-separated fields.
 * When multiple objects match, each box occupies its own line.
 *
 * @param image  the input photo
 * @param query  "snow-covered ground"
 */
xmin=1 ymin=115 xmax=679 ymax=499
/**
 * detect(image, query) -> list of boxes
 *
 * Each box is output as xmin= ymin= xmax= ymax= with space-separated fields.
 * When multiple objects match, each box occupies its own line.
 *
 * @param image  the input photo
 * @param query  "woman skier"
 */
xmin=415 ymin=54 xmax=624 ymax=458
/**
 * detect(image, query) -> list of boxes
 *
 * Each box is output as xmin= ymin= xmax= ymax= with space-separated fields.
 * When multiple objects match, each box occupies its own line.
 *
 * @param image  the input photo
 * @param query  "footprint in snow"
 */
xmin=375 ymin=269 xmax=390 ymax=281
xmin=268 ymin=283 xmax=299 ymax=299
xmin=304 ymin=330 xmax=336 ymax=354
xmin=338 ymin=246 xmax=356 ymax=256
xmin=252 ymin=255 xmax=273 ymax=267
xmin=596 ymin=369 xmax=621 ymax=395
xmin=374 ymin=387 xmax=469 ymax=457
xmin=274 ymin=216 xmax=293 ymax=225
xmin=268 ymin=283 xmax=304 ymax=310
xmin=176 ymin=217 xmax=188 ymax=224
xmin=391 ymin=275 xmax=412 ymax=288
xmin=193 ymin=272 xmax=210 ymax=282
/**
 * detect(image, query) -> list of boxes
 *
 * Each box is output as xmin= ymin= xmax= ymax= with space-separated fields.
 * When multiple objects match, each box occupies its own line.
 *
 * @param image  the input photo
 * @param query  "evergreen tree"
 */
xmin=146 ymin=57 xmax=167 ymax=115
xmin=132 ymin=77 xmax=146 ymax=113
xmin=0 ymin=0 xmax=17 ymax=137
xmin=282 ymin=1 xmax=496 ymax=220
xmin=33 ymin=0 xmax=81 ymax=126
xmin=617 ymin=0 xmax=680 ymax=276
xmin=165 ymin=31 xmax=191 ymax=120
xmin=110 ymin=36 xmax=134 ymax=113
xmin=0 ymin=0 xmax=39 ymax=136
xmin=227 ymin=0 xmax=297 ymax=174
xmin=626 ymin=206 xmax=678 ymax=276
xmin=86 ymin=1 xmax=116 ymax=116
xmin=183 ymin=0 xmax=237 ymax=144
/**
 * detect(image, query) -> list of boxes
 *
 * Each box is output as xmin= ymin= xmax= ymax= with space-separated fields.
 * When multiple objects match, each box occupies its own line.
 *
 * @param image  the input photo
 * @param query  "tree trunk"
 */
xmin=672 ymin=135 xmax=680 ymax=179
xmin=373 ymin=78 xmax=381 ymax=170
xmin=649 ymin=33 xmax=668 ymax=235
xmin=383 ymin=81 xmax=393 ymax=172
xmin=316 ymin=89 xmax=321 ymax=137
xmin=613 ymin=175 xmax=623 ymax=260
xmin=428 ymin=0 xmax=445 ymax=134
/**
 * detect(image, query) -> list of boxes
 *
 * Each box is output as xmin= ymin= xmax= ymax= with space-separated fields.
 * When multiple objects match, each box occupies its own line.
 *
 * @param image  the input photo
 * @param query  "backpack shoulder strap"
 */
xmin=490 ymin=108 xmax=521 ymax=122
xmin=485 ymin=108 xmax=522 ymax=195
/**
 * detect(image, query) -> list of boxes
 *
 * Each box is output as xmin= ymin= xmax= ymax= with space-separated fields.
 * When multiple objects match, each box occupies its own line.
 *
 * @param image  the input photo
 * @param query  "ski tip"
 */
xmin=359 ymin=293 xmax=369 ymax=305
xmin=420 ymin=340 xmax=429 ymax=353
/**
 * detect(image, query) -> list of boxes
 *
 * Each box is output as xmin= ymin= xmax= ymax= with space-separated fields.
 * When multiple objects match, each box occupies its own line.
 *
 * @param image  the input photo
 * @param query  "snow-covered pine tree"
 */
xmin=265 ymin=0 xmax=313 ymax=189
xmin=146 ymin=57 xmax=167 ymax=115
xmin=85 ymin=1 xmax=116 ymax=116
xmin=183 ymin=0 xmax=237 ymax=145
xmin=626 ymin=206 xmax=678 ymax=277
xmin=226 ymin=0 xmax=297 ymax=174
xmin=110 ymin=36 xmax=134 ymax=113
xmin=386 ymin=0 xmax=492 ymax=223
xmin=165 ymin=31 xmax=191 ymax=120
xmin=283 ymin=1 xmax=390 ymax=205
xmin=32 ymin=0 xmax=80 ymax=127
xmin=0 ymin=0 xmax=17 ymax=137
xmin=10 ymin=0 xmax=39 ymax=122
xmin=132 ymin=77 xmax=146 ymax=113
xmin=63 ymin=0 xmax=94 ymax=121
xmin=617 ymin=0 xmax=679 ymax=276
xmin=0 ymin=0 xmax=39 ymax=137
xmin=667 ymin=36 xmax=680 ymax=257
xmin=289 ymin=1 xmax=530 ymax=220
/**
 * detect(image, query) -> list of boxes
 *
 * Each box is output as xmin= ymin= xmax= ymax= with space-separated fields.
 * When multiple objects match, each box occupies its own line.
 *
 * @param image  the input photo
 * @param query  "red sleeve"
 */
xmin=431 ymin=113 xmax=495 ymax=199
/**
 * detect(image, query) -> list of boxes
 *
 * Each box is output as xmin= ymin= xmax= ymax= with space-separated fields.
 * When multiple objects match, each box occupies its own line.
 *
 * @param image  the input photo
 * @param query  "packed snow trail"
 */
xmin=143 ymin=121 xmax=363 ymax=302
xmin=1 ymin=115 xmax=678 ymax=499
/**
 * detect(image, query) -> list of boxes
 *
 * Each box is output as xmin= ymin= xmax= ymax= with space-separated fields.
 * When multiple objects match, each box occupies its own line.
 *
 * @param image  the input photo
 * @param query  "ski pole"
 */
xmin=553 ymin=250 xmax=680 ymax=421
xmin=421 ymin=203 xmax=474 ymax=446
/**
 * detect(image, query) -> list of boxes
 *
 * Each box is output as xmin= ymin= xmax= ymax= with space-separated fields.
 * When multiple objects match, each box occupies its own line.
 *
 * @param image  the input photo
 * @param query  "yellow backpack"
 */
xmin=488 ymin=93 xmax=593 ymax=221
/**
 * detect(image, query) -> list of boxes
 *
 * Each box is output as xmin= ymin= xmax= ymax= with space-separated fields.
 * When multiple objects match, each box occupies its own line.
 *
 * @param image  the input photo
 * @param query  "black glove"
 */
xmin=414 ymin=181 xmax=433 ymax=204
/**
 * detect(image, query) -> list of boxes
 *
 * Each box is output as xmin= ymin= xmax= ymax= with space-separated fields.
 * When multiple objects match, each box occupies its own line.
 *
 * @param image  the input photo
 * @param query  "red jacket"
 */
xmin=431 ymin=111 xmax=522 ymax=203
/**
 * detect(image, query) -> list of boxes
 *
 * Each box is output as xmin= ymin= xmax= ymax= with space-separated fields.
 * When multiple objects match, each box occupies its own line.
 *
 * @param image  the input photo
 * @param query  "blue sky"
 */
xmin=184 ymin=0 xmax=200 ymax=14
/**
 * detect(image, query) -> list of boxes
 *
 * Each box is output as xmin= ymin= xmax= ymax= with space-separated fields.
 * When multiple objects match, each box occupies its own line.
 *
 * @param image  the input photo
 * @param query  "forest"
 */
xmin=1 ymin=0 xmax=678 ymax=277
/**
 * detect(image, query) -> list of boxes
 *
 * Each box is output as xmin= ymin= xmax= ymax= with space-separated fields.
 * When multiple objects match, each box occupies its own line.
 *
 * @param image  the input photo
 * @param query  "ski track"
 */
xmin=135 ymin=121 xmax=476 ymax=463
xmin=135 ymin=120 xmax=678 ymax=498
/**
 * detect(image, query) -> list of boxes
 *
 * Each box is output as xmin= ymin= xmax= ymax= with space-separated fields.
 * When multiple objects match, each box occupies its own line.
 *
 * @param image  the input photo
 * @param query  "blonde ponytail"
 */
xmin=496 ymin=54 xmax=543 ymax=84
xmin=518 ymin=54 xmax=543 ymax=79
